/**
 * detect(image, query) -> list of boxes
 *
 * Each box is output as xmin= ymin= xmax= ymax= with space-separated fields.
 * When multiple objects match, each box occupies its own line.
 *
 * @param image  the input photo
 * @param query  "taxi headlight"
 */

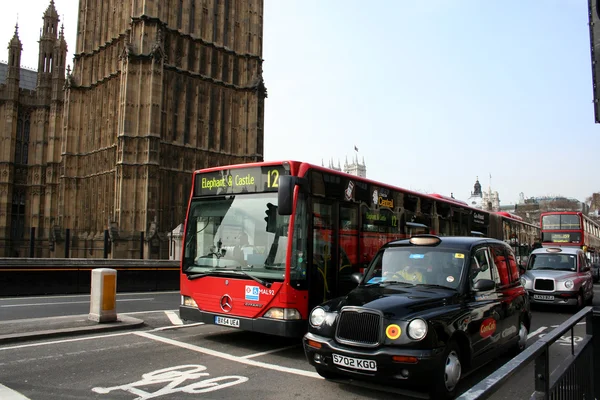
xmin=519 ymin=277 xmax=527 ymax=287
xmin=264 ymin=307 xmax=301 ymax=320
xmin=309 ymin=307 xmax=326 ymax=327
xmin=564 ymin=280 xmax=574 ymax=289
xmin=407 ymin=318 xmax=428 ymax=340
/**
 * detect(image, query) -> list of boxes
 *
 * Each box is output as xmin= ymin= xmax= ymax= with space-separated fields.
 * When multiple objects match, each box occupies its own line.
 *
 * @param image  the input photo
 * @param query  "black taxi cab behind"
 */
xmin=303 ymin=235 xmax=531 ymax=399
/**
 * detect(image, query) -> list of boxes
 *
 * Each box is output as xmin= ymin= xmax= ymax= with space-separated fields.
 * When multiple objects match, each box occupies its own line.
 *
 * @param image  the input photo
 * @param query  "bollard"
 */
xmin=88 ymin=268 xmax=117 ymax=323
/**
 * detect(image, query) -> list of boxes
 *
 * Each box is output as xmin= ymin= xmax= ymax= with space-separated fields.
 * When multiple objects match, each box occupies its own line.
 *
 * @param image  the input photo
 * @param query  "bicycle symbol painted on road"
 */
xmin=91 ymin=364 xmax=248 ymax=400
xmin=538 ymin=334 xmax=583 ymax=346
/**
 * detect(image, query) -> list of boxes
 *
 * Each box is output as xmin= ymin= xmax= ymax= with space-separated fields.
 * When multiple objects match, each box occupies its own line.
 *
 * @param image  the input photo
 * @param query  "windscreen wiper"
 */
xmin=417 ymin=284 xmax=454 ymax=290
xmin=187 ymin=268 xmax=271 ymax=288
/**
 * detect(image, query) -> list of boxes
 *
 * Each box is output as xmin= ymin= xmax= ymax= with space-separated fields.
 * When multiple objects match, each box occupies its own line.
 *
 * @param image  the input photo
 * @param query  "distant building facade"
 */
xmin=464 ymin=177 xmax=500 ymax=212
xmin=514 ymin=195 xmax=587 ymax=226
xmin=0 ymin=0 xmax=266 ymax=258
xmin=324 ymin=153 xmax=367 ymax=178
xmin=0 ymin=2 xmax=68 ymax=257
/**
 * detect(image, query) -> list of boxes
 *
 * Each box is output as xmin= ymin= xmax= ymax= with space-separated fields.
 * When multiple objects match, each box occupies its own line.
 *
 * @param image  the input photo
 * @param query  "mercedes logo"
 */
xmin=220 ymin=295 xmax=233 ymax=313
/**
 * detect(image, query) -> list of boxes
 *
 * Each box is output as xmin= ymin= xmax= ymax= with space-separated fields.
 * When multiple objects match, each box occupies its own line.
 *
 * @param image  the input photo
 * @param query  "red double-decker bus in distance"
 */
xmin=540 ymin=211 xmax=600 ymax=264
xmin=179 ymin=161 xmax=540 ymax=337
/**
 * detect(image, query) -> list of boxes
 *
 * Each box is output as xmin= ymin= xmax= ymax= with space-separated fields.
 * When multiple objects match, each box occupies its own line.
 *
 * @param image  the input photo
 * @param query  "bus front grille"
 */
xmin=335 ymin=308 xmax=381 ymax=347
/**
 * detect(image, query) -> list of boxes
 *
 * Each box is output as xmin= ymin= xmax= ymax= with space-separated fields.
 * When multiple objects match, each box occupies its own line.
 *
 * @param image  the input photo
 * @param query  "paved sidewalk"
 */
xmin=0 ymin=314 xmax=144 ymax=344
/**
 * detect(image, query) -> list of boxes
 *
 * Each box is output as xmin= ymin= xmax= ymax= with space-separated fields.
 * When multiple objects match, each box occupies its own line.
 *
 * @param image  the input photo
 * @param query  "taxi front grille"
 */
xmin=335 ymin=309 xmax=381 ymax=348
xmin=534 ymin=279 xmax=555 ymax=291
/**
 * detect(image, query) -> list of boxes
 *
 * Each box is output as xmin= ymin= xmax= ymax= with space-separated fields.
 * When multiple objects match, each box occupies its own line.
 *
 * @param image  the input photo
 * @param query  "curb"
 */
xmin=0 ymin=315 xmax=145 ymax=345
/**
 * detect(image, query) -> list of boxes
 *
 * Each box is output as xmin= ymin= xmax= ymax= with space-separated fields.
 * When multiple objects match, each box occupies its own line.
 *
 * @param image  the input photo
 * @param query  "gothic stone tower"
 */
xmin=61 ymin=0 xmax=266 ymax=258
xmin=0 ymin=0 xmax=67 ymax=257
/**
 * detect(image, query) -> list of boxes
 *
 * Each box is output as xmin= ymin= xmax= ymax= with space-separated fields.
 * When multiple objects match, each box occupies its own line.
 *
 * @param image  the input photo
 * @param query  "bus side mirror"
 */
xmin=277 ymin=175 xmax=307 ymax=216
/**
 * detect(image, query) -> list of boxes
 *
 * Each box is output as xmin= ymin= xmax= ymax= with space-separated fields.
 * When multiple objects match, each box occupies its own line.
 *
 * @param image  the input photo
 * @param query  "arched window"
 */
xmin=14 ymin=115 xmax=30 ymax=165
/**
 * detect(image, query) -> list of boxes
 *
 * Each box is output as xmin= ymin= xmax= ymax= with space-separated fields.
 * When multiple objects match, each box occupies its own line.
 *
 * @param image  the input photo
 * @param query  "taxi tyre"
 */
xmin=430 ymin=339 xmax=462 ymax=399
xmin=576 ymin=292 xmax=584 ymax=311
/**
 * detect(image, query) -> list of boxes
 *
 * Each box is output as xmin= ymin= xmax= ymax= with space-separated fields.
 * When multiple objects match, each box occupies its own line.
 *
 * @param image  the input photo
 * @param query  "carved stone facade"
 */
xmin=0 ymin=1 xmax=67 ymax=257
xmin=0 ymin=0 xmax=266 ymax=258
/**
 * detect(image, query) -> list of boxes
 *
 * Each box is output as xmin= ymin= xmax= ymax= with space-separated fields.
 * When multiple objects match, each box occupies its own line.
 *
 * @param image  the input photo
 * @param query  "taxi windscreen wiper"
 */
xmin=417 ymin=284 xmax=454 ymax=290
xmin=187 ymin=268 xmax=271 ymax=288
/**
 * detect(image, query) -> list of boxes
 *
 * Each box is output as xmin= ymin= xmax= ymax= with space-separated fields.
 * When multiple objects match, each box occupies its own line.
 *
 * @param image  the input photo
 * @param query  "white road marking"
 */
xmin=0 ymin=299 xmax=154 ymax=308
xmin=0 ymin=383 xmax=32 ymax=399
xmin=527 ymin=326 xmax=547 ymax=339
xmin=151 ymin=323 xmax=205 ymax=332
xmin=165 ymin=311 xmax=184 ymax=325
xmin=0 ymin=291 xmax=177 ymax=301
xmin=0 ymin=332 xmax=134 ymax=352
xmin=241 ymin=345 xmax=300 ymax=359
xmin=135 ymin=332 xmax=322 ymax=379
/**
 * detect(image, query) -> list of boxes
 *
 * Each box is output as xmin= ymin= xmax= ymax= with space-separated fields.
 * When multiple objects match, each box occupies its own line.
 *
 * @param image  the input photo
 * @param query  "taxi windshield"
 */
xmin=362 ymin=247 xmax=466 ymax=289
xmin=528 ymin=254 xmax=577 ymax=272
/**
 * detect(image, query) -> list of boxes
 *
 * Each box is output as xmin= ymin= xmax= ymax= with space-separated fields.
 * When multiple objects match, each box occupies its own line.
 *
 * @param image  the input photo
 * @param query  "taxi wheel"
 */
xmin=430 ymin=340 xmax=462 ymax=399
xmin=576 ymin=293 xmax=583 ymax=310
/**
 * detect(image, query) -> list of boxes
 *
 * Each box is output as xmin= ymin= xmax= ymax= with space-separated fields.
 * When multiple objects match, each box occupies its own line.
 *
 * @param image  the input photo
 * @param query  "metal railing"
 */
xmin=457 ymin=306 xmax=596 ymax=400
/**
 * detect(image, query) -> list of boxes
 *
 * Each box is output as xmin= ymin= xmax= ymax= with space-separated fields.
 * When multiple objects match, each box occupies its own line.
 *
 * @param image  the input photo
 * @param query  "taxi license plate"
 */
xmin=533 ymin=294 xmax=554 ymax=301
xmin=214 ymin=316 xmax=240 ymax=328
xmin=332 ymin=354 xmax=377 ymax=372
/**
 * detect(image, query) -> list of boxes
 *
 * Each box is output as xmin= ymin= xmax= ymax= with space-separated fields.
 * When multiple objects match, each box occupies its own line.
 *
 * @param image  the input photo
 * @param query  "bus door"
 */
xmin=308 ymin=199 xmax=338 ymax=310
xmin=308 ymin=199 xmax=360 ymax=310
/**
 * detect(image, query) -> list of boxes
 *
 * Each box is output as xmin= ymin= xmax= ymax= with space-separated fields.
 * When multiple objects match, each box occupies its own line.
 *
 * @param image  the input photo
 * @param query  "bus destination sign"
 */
xmin=194 ymin=165 xmax=288 ymax=196
xmin=550 ymin=233 xmax=571 ymax=243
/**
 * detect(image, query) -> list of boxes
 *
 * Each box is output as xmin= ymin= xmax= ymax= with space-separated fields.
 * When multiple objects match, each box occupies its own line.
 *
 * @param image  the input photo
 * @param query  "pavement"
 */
xmin=0 ymin=314 xmax=144 ymax=344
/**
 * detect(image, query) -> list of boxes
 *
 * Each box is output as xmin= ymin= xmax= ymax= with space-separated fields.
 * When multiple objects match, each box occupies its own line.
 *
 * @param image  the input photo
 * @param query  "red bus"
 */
xmin=179 ymin=161 xmax=540 ymax=337
xmin=540 ymin=211 xmax=600 ymax=264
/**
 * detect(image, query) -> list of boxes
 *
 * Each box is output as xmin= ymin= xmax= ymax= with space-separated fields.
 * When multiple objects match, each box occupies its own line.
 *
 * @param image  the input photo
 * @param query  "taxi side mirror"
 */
xmin=472 ymin=278 xmax=495 ymax=292
xmin=351 ymin=272 xmax=363 ymax=285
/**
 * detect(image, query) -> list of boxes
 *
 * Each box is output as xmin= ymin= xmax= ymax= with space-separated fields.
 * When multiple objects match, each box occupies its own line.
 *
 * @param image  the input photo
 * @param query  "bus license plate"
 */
xmin=214 ymin=316 xmax=240 ymax=328
xmin=533 ymin=294 xmax=554 ymax=301
xmin=332 ymin=354 xmax=377 ymax=372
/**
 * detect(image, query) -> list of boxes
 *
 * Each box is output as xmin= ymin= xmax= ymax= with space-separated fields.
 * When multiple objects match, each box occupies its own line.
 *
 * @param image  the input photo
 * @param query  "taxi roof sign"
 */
xmin=545 ymin=247 xmax=563 ymax=253
xmin=409 ymin=235 xmax=441 ymax=246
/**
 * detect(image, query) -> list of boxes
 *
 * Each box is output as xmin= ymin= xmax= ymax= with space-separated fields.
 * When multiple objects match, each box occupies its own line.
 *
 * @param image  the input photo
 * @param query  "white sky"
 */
xmin=1 ymin=0 xmax=598 ymax=206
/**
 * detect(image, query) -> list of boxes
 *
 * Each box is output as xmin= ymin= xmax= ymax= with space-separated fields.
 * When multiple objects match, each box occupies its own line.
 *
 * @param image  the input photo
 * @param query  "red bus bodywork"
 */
xmin=540 ymin=211 xmax=600 ymax=252
xmin=180 ymin=161 xmax=540 ymax=337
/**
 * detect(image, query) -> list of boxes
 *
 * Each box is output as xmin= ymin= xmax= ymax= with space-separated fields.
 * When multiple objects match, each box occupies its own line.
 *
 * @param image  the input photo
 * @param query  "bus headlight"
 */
xmin=182 ymin=296 xmax=198 ymax=307
xmin=309 ymin=307 xmax=326 ymax=327
xmin=564 ymin=280 xmax=574 ymax=290
xmin=407 ymin=318 xmax=428 ymax=340
xmin=264 ymin=308 xmax=301 ymax=320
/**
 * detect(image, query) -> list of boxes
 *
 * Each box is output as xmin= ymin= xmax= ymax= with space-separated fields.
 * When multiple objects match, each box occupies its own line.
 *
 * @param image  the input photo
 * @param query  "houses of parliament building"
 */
xmin=0 ymin=0 xmax=266 ymax=258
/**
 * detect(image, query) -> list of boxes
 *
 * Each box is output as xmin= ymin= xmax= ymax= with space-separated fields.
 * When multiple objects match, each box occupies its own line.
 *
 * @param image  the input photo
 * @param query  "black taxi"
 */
xmin=303 ymin=235 xmax=531 ymax=399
